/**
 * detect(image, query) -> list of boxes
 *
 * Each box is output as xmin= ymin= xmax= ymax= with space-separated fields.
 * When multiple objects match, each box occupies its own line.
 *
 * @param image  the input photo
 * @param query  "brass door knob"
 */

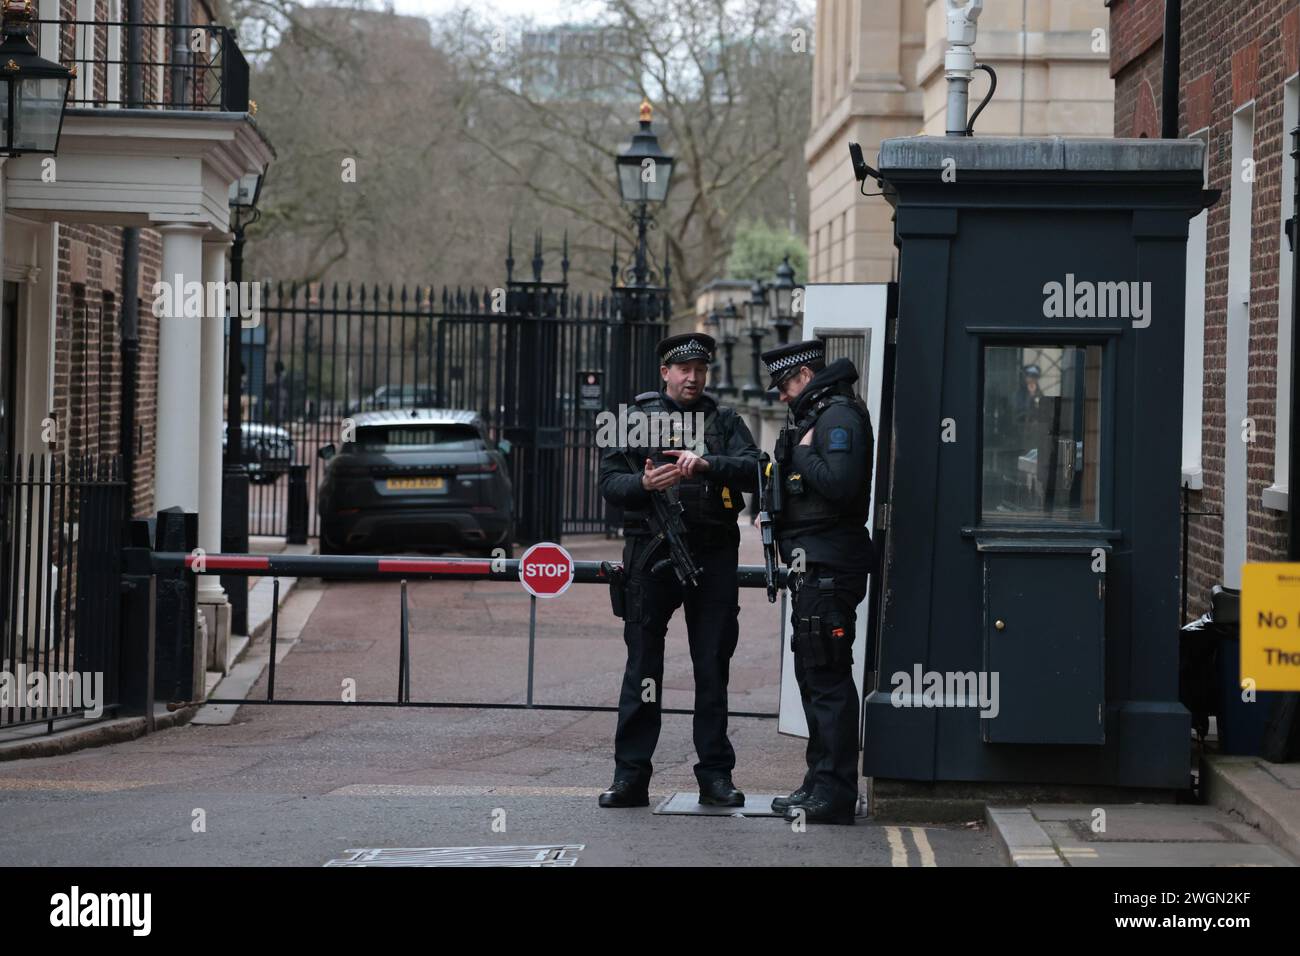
xmin=994 ymin=619 xmax=1006 ymax=631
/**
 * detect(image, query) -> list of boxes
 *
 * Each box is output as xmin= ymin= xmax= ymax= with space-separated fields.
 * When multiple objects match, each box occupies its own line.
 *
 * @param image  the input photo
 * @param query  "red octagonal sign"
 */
xmin=518 ymin=542 xmax=575 ymax=598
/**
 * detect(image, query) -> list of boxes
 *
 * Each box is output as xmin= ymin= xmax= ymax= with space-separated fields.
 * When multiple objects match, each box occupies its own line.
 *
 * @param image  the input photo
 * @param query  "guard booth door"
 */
xmin=973 ymin=340 xmax=1111 ymax=745
xmin=979 ymin=541 xmax=1106 ymax=744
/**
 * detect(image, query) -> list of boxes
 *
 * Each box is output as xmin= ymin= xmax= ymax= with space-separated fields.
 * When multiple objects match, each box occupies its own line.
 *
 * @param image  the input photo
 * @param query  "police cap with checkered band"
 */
xmin=761 ymin=339 xmax=826 ymax=391
xmin=657 ymin=333 xmax=716 ymax=366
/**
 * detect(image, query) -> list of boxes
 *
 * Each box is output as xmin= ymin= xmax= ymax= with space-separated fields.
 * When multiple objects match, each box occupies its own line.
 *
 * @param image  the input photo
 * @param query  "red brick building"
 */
xmin=2 ymin=1 xmax=271 ymax=699
xmin=1110 ymin=0 xmax=1299 ymax=611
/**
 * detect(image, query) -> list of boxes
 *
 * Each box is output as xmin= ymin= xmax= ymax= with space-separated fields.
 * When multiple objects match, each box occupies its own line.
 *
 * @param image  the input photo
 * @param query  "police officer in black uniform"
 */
xmin=761 ymin=340 xmax=874 ymax=825
xmin=597 ymin=333 xmax=760 ymax=809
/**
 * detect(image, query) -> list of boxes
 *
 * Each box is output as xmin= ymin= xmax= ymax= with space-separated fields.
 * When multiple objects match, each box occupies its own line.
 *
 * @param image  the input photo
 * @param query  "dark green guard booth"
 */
xmin=864 ymin=137 xmax=1214 ymax=790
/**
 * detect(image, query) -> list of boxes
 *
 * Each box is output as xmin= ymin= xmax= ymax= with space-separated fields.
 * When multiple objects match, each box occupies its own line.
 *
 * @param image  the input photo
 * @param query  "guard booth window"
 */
xmin=981 ymin=344 xmax=1103 ymax=523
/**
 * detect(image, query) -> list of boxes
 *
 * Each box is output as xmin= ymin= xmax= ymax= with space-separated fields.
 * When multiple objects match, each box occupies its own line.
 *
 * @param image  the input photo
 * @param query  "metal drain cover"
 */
xmin=325 ymin=844 xmax=583 ymax=867
xmin=653 ymin=792 xmax=786 ymax=816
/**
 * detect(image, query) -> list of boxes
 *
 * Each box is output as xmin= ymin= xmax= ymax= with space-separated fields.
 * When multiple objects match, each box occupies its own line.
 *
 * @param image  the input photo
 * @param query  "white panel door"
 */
xmin=778 ymin=283 xmax=889 ymax=738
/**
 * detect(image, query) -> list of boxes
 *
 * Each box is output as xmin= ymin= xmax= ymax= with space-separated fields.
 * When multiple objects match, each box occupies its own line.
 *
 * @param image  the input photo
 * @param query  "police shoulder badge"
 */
xmin=828 ymin=426 xmax=851 ymax=452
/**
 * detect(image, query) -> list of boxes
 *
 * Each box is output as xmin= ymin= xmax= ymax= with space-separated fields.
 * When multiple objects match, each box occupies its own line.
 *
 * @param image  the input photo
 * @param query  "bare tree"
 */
xmin=236 ymin=0 xmax=812 ymax=303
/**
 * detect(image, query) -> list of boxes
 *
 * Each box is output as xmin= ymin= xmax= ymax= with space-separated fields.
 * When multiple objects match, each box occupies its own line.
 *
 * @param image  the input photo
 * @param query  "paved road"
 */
xmin=0 ymin=526 xmax=1002 ymax=866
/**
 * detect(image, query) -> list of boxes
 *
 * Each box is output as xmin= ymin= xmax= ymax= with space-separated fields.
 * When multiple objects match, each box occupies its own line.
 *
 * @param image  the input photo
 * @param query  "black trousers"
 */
xmin=613 ymin=535 xmax=740 ymax=787
xmin=789 ymin=564 xmax=868 ymax=809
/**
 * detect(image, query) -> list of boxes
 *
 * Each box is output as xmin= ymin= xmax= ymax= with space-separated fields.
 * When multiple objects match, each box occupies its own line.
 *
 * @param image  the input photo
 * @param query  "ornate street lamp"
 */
xmin=716 ymin=301 xmax=739 ymax=396
xmin=613 ymin=99 xmax=673 ymax=322
xmin=221 ymin=165 xmax=267 ymax=637
xmin=769 ymin=254 xmax=798 ymax=345
xmin=225 ymin=167 xmax=265 ymax=469
xmin=743 ymin=278 xmax=769 ymax=399
xmin=0 ymin=0 xmax=72 ymax=156
xmin=705 ymin=308 xmax=722 ymax=382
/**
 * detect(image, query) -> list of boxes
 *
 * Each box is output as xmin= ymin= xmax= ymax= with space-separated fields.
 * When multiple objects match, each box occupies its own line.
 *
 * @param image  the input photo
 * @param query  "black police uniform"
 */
xmin=764 ymin=343 xmax=874 ymax=824
xmin=597 ymin=334 xmax=760 ymax=807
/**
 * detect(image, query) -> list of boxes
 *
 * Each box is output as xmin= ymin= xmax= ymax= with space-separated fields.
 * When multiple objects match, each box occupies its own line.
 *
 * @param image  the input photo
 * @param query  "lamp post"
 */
xmin=0 ymin=0 xmax=72 ymax=156
xmin=221 ymin=168 xmax=264 ymax=636
xmin=613 ymin=99 xmax=673 ymax=324
xmin=769 ymin=254 xmax=798 ymax=345
xmin=743 ymin=278 xmax=768 ymax=399
xmin=717 ymin=301 xmax=739 ymax=396
xmin=705 ymin=308 xmax=722 ymax=382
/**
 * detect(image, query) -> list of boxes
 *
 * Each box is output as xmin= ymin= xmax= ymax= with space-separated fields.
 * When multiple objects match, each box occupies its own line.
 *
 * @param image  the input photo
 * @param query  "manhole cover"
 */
xmin=653 ymin=792 xmax=787 ymax=816
xmin=324 ymin=844 xmax=583 ymax=867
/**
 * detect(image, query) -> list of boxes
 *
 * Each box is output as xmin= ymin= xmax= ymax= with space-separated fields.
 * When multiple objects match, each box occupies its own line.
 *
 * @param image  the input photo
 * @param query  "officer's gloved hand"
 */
xmin=641 ymin=459 xmax=683 ymax=492
xmin=663 ymin=448 xmax=709 ymax=477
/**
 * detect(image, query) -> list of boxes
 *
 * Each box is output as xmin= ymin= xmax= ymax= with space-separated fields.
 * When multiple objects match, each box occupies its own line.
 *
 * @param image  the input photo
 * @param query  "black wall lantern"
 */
xmin=0 ymin=0 xmax=72 ymax=156
xmin=769 ymin=254 xmax=798 ymax=344
xmin=615 ymin=99 xmax=673 ymax=205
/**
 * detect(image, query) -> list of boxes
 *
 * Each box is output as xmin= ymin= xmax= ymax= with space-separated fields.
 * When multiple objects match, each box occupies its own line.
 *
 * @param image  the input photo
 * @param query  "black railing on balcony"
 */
xmin=33 ymin=20 xmax=249 ymax=112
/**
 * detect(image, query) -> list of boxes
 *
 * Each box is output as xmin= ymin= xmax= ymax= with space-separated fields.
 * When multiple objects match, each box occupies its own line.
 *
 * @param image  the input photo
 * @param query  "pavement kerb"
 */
xmin=0 ymin=542 xmax=309 ymax=762
xmin=984 ymin=806 xmax=1066 ymax=867
xmin=1202 ymin=755 xmax=1300 ymax=864
xmin=0 ymin=703 xmax=198 ymax=762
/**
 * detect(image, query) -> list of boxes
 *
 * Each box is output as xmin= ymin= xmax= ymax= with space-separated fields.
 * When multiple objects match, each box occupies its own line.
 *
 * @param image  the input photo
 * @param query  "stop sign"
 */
xmin=518 ymin=542 xmax=575 ymax=598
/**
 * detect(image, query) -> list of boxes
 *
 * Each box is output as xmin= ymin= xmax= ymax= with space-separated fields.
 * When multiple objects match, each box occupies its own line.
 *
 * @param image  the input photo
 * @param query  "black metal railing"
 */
xmin=0 ymin=454 xmax=125 ymax=732
xmin=245 ymin=275 xmax=667 ymax=541
xmin=129 ymin=549 xmax=785 ymax=717
xmin=33 ymin=19 xmax=248 ymax=112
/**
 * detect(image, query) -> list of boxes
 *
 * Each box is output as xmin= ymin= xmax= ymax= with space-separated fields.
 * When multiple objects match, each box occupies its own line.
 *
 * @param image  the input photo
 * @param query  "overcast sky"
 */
xmin=383 ymin=0 xmax=605 ymax=26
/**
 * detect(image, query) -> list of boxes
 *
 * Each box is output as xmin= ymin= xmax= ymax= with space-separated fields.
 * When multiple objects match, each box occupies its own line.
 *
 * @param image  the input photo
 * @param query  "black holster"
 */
xmin=792 ymin=575 xmax=853 ymax=670
xmin=604 ymin=562 xmax=627 ymax=619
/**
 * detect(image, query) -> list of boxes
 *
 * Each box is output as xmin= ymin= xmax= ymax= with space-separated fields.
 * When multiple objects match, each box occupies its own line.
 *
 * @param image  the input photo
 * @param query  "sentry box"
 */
xmin=864 ymin=138 xmax=1215 ymax=790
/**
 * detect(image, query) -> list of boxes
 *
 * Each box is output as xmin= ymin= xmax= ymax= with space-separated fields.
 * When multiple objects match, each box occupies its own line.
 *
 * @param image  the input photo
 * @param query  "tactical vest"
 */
xmin=621 ymin=390 xmax=743 ymax=533
xmin=774 ymin=388 xmax=872 ymax=539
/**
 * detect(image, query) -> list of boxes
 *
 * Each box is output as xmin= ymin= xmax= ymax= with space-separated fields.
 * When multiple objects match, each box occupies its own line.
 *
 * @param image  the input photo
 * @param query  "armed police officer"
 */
xmin=597 ymin=333 xmax=760 ymax=809
xmin=761 ymin=340 xmax=874 ymax=825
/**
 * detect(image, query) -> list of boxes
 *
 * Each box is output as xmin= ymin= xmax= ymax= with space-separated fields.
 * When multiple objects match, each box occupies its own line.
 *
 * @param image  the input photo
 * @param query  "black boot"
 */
xmin=698 ymin=777 xmax=745 ymax=807
xmin=783 ymin=795 xmax=856 ymax=825
xmin=771 ymin=788 xmax=813 ymax=813
xmin=598 ymin=780 xmax=649 ymax=808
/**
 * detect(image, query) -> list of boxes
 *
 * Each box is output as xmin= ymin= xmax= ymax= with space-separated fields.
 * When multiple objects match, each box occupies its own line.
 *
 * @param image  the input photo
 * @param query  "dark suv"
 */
xmin=223 ymin=421 xmax=293 ymax=484
xmin=317 ymin=408 xmax=513 ymax=556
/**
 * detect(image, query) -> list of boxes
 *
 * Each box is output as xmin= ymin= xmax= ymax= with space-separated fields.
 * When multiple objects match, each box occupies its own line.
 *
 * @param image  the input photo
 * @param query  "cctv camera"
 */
xmin=848 ymin=143 xmax=883 ymax=191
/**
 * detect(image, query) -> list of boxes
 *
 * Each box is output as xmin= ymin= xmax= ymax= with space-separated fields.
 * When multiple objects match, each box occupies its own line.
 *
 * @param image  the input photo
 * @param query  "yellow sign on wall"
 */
xmin=1240 ymin=564 xmax=1300 ymax=692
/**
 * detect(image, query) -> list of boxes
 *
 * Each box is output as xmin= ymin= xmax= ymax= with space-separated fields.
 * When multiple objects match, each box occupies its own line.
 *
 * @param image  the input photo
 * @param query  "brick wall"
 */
xmin=1112 ymin=0 xmax=1300 ymax=615
xmin=44 ymin=1 xmax=221 ymax=517
xmin=53 ymin=223 xmax=163 ymax=518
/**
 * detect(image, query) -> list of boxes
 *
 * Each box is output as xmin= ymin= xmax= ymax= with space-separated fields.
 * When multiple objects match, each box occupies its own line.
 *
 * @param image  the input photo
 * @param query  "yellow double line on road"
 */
xmin=884 ymin=825 xmax=937 ymax=866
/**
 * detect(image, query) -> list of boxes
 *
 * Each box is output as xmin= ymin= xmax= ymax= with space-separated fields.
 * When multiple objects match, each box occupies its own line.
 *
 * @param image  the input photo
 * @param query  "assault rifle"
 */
xmin=756 ymin=453 xmax=782 ymax=603
xmin=625 ymin=451 xmax=702 ymax=587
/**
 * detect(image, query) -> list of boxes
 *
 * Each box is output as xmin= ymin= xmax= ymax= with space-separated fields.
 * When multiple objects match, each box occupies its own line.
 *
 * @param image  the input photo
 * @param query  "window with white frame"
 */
xmin=1265 ymin=75 xmax=1299 ymax=511
xmin=106 ymin=0 xmax=122 ymax=108
xmin=1223 ymin=102 xmax=1255 ymax=588
xmin=74 ymin=0 xmax=93 ymax=104
xmin=1183 ymin=129 xmax=1209 ymax=490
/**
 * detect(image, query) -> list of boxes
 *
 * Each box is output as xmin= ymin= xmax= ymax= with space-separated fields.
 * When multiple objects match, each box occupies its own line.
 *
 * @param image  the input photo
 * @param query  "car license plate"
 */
xmin=386 ymin=477 xmax=446 ymax=492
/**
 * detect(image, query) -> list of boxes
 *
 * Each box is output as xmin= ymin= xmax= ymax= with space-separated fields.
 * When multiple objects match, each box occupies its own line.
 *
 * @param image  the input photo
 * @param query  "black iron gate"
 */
xmin=0 ymin=454 xmax=125 ymax=730
xmin=246 ymin=235 xmax=669 ymax=542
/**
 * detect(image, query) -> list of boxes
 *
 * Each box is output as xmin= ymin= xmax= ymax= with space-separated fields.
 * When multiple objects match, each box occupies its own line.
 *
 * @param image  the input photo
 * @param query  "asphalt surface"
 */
xmin=0 ymin=526 xmax=1002 ymax=866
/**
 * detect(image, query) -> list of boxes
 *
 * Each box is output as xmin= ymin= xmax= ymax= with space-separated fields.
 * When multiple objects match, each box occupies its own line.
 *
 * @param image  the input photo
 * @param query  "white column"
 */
xmin=154 ymin=224 xmax=204 ymax=514
xmin=199 ymin=236 xmax=230 ymax=598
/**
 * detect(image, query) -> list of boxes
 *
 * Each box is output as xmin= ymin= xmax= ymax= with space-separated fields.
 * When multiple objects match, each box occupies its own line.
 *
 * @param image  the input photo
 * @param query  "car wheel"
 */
xmin=318 ymin=535 xmax=343 ymax=555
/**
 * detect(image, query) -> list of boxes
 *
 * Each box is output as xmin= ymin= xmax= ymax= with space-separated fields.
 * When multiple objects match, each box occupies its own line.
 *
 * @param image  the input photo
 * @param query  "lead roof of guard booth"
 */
xmin=878 ymin=136 xmax=1205 ymax=175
